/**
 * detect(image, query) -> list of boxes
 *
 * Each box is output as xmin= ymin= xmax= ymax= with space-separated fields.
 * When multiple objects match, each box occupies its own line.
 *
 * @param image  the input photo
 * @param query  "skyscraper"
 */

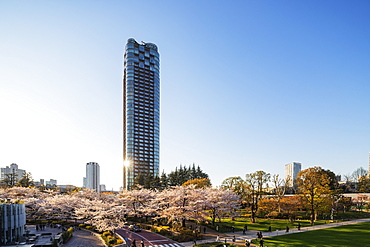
xmin=86 ymin=162 xmax=100 ymax=193
xmin=285 ymin=162 xmax=302 ymax=188
xmin=123 ymin=38 xmax=160 ymax=190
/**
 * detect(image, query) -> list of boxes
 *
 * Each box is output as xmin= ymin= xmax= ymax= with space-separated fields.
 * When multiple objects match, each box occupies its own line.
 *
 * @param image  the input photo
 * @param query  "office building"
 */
xmin=285 ymin=162 xmax=302 ymax=187
xmin=123 ymin=38 xmax=160 ymax=190
xmin=0 ymin=202 xmax=26 ymax=245
xmin=0 ymin=163 xmax=26 ymax=183
xmin=86 ymin=162 xmax=100 ymax=193
xmin=45 ymin=179 xmax=57 ymax=186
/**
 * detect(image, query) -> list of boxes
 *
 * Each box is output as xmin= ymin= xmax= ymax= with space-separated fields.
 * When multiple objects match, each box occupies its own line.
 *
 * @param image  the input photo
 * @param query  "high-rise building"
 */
xmin=368 ymin=152 xmax=370 ymax=177
xmin=86 ymin=162 xmax=100 ymax=193
xmin=0 ymin=163 xmax=26 ymax=184
xmin=123 ymin=38 xmax=160 ymax=190
xmin=0 ymin=202 xmax=26 ymax=245
xmin=285 ymin=162 xmax=302 ymax=187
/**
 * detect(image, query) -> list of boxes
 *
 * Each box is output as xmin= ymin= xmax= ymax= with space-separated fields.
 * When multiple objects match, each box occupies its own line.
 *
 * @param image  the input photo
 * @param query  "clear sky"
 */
xmin=1 ymin=1 xmax=369 ymax=190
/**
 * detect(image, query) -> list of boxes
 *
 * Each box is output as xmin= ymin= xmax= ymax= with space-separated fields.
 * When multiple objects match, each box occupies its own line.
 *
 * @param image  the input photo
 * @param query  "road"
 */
xmin=116 ymin=227 xmax=184 ymax=247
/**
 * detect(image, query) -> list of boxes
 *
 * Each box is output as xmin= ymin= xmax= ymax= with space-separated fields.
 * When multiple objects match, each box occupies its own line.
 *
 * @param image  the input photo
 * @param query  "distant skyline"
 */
xmin=1 ymin=1 xmax=370 ymax=190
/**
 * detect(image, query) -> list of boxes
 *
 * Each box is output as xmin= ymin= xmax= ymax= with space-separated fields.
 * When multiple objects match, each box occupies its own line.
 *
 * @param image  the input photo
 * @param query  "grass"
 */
xmin=210 ymin=218 xmax=328 ymax=233
xmin=253 ymin=221 xmax=370 ymax=247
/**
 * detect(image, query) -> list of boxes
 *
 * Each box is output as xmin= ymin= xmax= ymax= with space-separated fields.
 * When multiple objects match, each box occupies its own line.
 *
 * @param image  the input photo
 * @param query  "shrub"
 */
xmin=61 ymin=227 xmax=74 ymax=243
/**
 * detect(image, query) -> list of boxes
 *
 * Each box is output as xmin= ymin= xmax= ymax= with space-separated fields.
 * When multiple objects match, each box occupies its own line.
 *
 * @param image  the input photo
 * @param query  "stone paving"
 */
xmin=25 ymin=224 xmax=106 ymax=247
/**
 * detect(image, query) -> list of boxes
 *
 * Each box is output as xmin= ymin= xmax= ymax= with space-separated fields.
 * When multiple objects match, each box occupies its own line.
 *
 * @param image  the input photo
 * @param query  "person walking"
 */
xmin=216 ymin=235 xmax=220 ymax=242
xmin=259 ymin=238 xmax=264 ymax=247
xmin=232 ymin=226 xmax=235 ymax=233
xmin=141 ymin=239 xmax=144 ymax=247
xmin=298 ymin=223 xmax=301 ymax=231
xmin=245 ymin=239 xmax=251 ymax=247
xmin=286 ymin=226 xmax=289 ymax=233
xmin=132 ymin=239 xmax=137 ymax=247
xmin=232 ymin=235 xmax=236 ymax=243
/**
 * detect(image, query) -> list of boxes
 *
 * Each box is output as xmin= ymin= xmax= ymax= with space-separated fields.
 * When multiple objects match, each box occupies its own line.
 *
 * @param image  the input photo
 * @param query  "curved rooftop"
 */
xmin=127 ymin=38 xmax=158 ymax=51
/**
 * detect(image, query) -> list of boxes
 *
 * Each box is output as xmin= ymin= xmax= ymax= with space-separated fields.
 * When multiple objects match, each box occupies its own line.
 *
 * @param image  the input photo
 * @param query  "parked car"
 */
xmin=128 ymin=225 xmax=141 ymax=232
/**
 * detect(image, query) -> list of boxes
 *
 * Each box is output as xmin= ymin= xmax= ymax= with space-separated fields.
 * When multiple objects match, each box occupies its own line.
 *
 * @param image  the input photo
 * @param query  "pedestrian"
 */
xmin=132 ymin=239 xmax=136 ymax=247
xmin=141 ymin=239 xmax=144 ymax=247
xmin=260 ymin=231 xmax=263 ymax=238
xmin=298 ymin=223 xmax=301 ymax=231
xmin=203 ymin=227 xmax=206 ymax=234
xmin=216 ymin=225 xmax=219 ymax=232
xmin=216 ymin=235 xmax=220 ymax=242
xmin=243 ymin=228 xmax=246 ymax=235
xmin=268 ymin=226 xmax=272 ymax=232
xmin=232 ymin=226 xmax=235 ymax=233
xmin=259 ymin=238 xmax=264 ymax=247
xmin=232 ymin=235 xmax=235 ymax=243
xmin=286 ymin=226 xmax=289 ymax=233
xmin=245 ymin=239 xmax=251 ymax=247
xmin=224 ymin=237 xmax=227 ymax=243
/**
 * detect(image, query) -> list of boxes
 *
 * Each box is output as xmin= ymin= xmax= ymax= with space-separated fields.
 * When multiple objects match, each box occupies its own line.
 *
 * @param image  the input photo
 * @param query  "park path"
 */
xmin=26 ymin=224 xmax=106 ymax=247
xmin=63 ymin=229 xmax=106 ymax=247
xmin=182 ymin=218 xmax=370 ymax=247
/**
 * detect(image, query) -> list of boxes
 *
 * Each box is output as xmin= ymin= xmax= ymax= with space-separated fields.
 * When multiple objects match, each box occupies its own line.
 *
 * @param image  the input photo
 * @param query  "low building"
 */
xmin=0 ymin=202 xmax=26 ymax=245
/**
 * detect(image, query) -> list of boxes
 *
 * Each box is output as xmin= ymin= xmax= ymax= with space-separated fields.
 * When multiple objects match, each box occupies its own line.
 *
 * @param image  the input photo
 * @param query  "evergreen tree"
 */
xmin=18 ymin=172 xmax=34 ymax=187
xmin=160 ymin=171 xmax=168 ymax=190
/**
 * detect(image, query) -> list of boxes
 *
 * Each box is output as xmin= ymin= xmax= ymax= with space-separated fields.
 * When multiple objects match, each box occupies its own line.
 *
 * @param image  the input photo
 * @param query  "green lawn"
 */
xmin=210 ymin=218 xmax=327 ymax=233
xmin=254 ymin=221 xmax=370 ymax=247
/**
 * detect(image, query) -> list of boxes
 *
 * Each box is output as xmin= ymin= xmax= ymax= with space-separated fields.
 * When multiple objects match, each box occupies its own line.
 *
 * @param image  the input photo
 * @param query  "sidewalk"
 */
xmin=182 ymin=218 xmax=370 ymax=247
xmin=24 ymin=224 xmax=106 ymax=247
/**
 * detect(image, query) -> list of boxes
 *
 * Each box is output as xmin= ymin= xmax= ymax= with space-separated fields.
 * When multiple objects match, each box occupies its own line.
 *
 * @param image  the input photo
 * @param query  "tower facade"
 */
xmin=86 ymin=162 xmax=100 ymax=193
xmin=285 ymin=162 xmax=302 ymax=187
xmin=123 ymin=38 xmax=160 ymax=190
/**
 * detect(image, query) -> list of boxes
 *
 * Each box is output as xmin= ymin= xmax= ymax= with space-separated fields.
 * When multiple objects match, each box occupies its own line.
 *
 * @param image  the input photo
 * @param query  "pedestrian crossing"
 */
xmin=147 ymin=244 xmax=183 ymax=247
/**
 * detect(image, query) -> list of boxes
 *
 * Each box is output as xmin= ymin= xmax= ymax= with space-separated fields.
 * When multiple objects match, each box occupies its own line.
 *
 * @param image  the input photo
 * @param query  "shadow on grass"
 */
xmin=262 ymin=221 xmax=370 ymax=247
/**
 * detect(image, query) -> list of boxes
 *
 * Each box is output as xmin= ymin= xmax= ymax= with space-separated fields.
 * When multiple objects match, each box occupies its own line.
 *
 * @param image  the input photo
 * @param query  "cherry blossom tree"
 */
xmin=202 ymin=187 xmax=240 ymax=225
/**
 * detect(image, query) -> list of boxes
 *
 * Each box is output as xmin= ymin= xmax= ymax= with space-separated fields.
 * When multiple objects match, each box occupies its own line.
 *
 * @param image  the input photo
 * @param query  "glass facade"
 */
xmin=123 ymin=38 xmax=160 ymax=190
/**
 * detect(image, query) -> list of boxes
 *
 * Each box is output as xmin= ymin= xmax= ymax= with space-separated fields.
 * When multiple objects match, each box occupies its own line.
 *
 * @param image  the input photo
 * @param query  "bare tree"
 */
xmin=272 ymin=174 xmax=290 ymax=212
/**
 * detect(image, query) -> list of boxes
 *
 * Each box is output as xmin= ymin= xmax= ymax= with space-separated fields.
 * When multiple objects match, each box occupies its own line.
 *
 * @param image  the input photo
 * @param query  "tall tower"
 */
xmin=285 ymin=162 xmax=302 ymax=187
xmin=86 ymin=162 xmax=100 ymax=193
xmin=123 ymin=38 xmax=160 ymax=190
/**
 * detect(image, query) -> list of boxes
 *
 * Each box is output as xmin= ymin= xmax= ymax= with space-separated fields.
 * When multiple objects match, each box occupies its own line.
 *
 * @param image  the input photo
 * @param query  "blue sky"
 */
xmin=0 ymin=1 xmax=369 ymax=190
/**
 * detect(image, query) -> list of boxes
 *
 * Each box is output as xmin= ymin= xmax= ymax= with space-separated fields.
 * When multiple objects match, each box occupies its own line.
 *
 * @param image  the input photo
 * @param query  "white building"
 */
xmin=45 ymin=179 xmax=57 ymax=186
xmin=0 ymin=163 xmax=26 ymax=183
xmin=100 ymin=184 xmax=106 ymax=192
xmin=0 ymin=202 xmax=26 ymax=245
xmin=86 ymin=162 xmax=100 ymax=193
xmin=285 ymin=162 xmax=302 ymax=188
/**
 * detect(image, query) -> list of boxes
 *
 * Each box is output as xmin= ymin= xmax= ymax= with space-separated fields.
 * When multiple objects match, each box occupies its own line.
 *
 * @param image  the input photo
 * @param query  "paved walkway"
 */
xmin=182 ymin=218 xmax=370 ymax=247
xmin=63 ymin=230 xmax=106 ymax=247
xmin=25 ymin=224 xmax=106 ymax=247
